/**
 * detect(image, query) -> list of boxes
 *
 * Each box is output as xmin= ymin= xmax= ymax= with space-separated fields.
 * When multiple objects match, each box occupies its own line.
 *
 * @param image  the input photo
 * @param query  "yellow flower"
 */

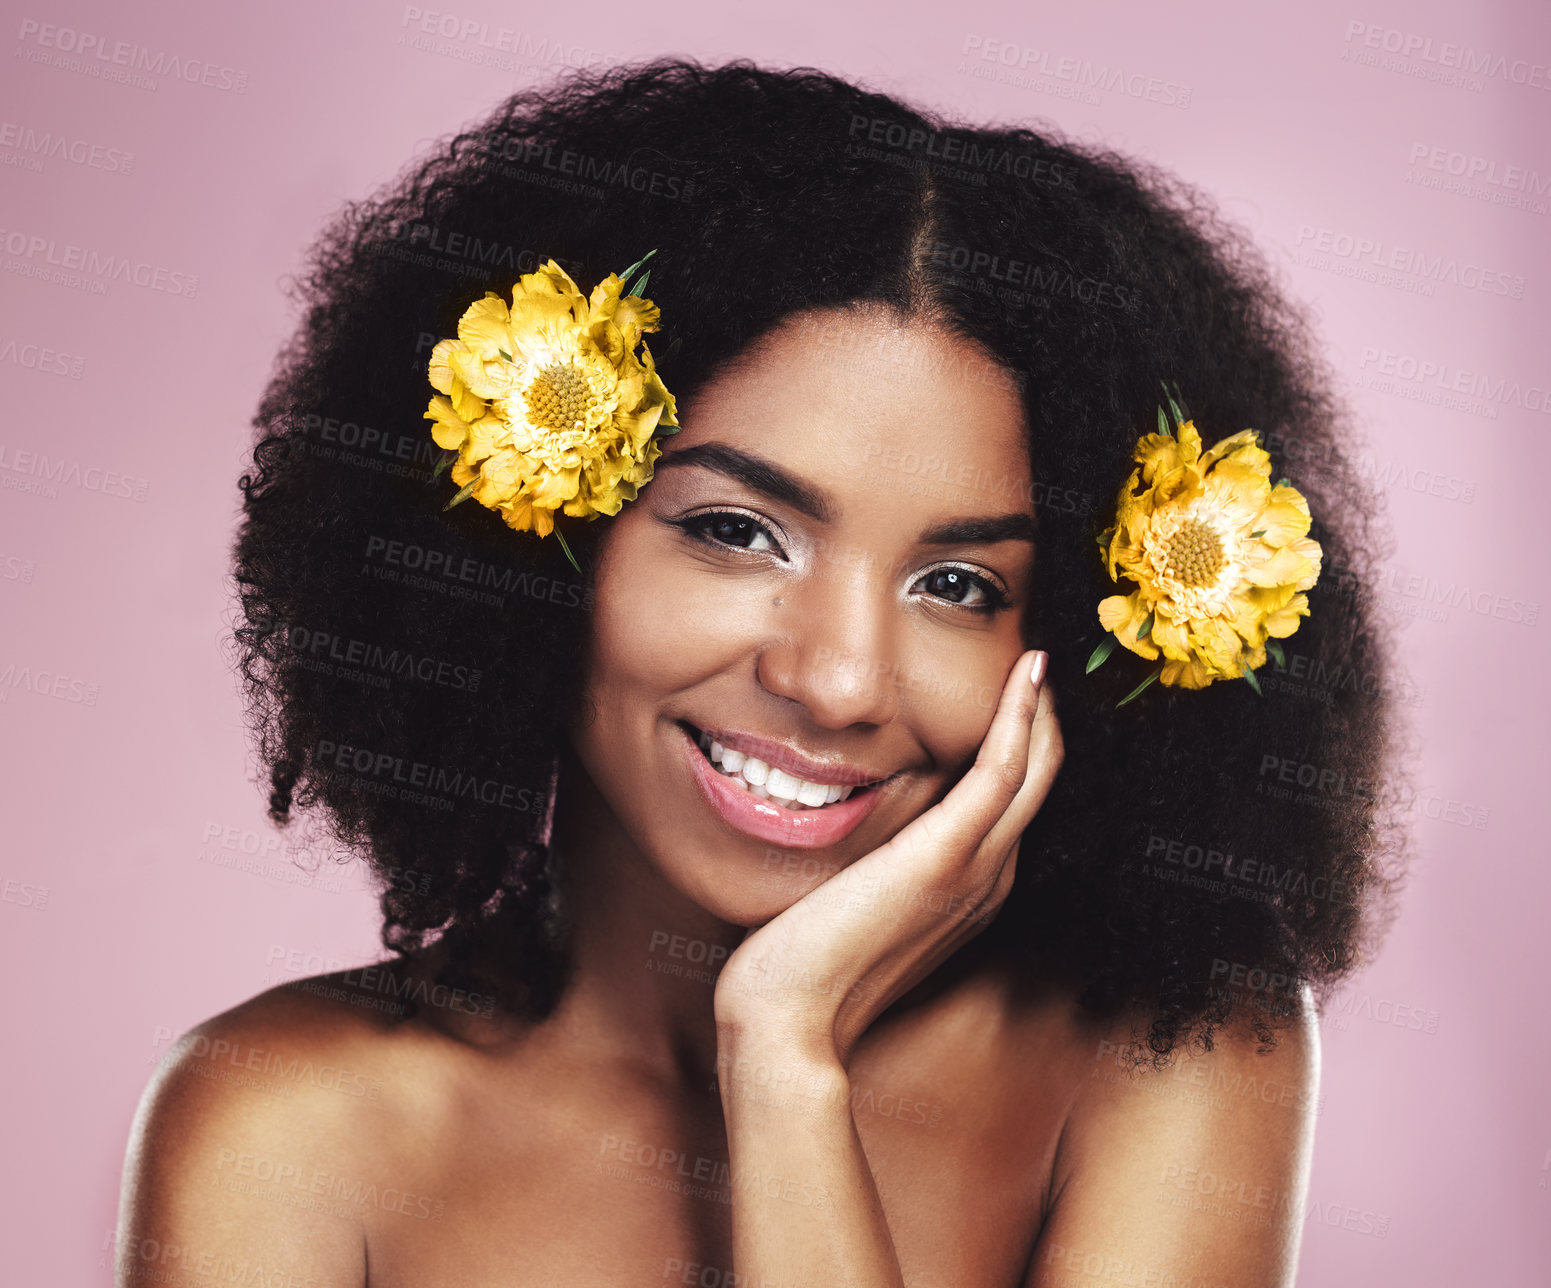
xmin=423 ymin=257 xmax=678 ymax=540
xmin=1096 ymin=419 xmax=1322 ymax=689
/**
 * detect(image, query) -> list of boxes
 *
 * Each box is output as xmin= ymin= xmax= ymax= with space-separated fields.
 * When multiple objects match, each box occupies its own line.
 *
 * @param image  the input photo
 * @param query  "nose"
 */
xmin=754 ymin=555 xmax=901 ymax=729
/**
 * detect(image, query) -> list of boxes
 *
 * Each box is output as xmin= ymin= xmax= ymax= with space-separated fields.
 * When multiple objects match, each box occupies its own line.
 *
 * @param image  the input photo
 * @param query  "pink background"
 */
xmin=2 ymin=0 xmax=1547 ymax=1282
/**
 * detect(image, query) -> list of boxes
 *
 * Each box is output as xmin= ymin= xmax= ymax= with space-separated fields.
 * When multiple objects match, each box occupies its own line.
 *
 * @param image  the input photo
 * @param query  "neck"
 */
xmin=541 ymin=744 xmax=744 ymax=1088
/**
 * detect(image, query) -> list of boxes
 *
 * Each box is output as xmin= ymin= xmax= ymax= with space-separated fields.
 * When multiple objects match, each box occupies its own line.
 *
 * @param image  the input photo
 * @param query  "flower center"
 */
xmin=1164 ymin=517 xmax=1225 ymax=588
xmin=524 ymin=360 xmax=593 ymax=433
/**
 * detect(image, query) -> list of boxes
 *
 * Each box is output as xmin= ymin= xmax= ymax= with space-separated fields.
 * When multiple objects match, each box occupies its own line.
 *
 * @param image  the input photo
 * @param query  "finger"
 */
xmin=982 ymin=675 xmax=1064 ymax=857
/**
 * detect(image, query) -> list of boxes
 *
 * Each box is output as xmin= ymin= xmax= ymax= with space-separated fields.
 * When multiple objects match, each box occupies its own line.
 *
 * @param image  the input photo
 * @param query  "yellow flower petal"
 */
xmin=1263 ymin=591 xmax=1310 ymax=637
xmin=448 ymin=345 xmax=503 ymax=406
xmin=424 ymin=395 xmax=469 ymax=451
xmin=1287 ymin=535 xmax=1323 ymax=592
xmin=1160 ymin=655 xmax=1215 ymax=689
xmin=526 ymin=258 xmax=585 ymax=300
xmin=1148 ymin=611 xmax=1191 ymax=661
xmin=1251 ymin=487 xmax=1312 ymax=545
xmin=1200 ymin=429 xmax=1269 ymax=475
xmin=1207 ymin=456 xmax=1273 ymax=511
xmin=1173 ymin=420 xmax=1204 ymax=466
xmin=587 ymin=272 xmax=622 ymax=310
xmin=593 ymin=293 xmax=660 ymax=353
xmin=467 ymin=450 xmax=522 ymax=504
xmin=463 ymin=415 xmax=507 ymax=464
xmin=1097 ymin=592 xmax=1139 ymax=634
xmin=495 ymin=490 xmax=545 ymax=536
xmin=587 ymin=316 xmax=625 ymax=367
xmin=1194 ymin=465 xmax=1261 ymax=527
xmin=1098 ymin=593 xmax=1161 ymax=660
xmin=529 ymin=464 xmax=582 ymax=507
xmin=427 ymin=339 xmax=460 ymax=397
xmin=640 ymin=341 xmax=676 ymax=424
xmin=1244 ymin=543 xmax=1317 ymax=588
xmin=507 ymin=291 xmax=584 ymax=344
xmin=1134 ymin=432 xmax=1184 ymax=487
xmin=456 ymin=295 xmax=514 ymax=360
xmin=1189 ymin=616 xmax=1243 ymax=674
xmin=614 ymin=403 xmax=665 ymax=452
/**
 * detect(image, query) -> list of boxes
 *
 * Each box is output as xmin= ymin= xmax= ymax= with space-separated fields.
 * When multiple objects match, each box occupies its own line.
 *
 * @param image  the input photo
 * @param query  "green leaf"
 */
xmin=1136 ymin=609 xmax=1155 ymax=641
xmin=1274 ymin=476 xmax=1291 ymax=489
xmin=1157 ymin=405 xmax=1170 ymax=437
xmin=1266 ymin=639 xmax=1286 ymax=668
xmin=497 ymin=348 xmax=513 ymax=362
xmin=1164 ymin=388 xmax=1185 ymax=430
xmin=1095 ymin=525 xmax=1115 ymax=549
xmin=1086 ymin=634 xmax=1117 ymax=673
xmin=1168 ymin=379 xmax=1191 ymax=422
xmin=618 ymin=247 xmax=657 ymax=280
xmin=662 ymin=336 xmax=683 ymax=361
xmin=630 ymin=269 xmax=651 ymax=297
xmin=442 ymin=477 xmax=478 ymax=511
xmin=1249 ymin=529 xmax=1266 ymax=539
xmin=429 ymin=449 xmax=457 ymax=483
xmin=618 ymin=248 xmax=658 ymax=297
xmin=1116 ymin=669 xmax=1160 ymax=707
xmin=1242 ymin=663 xmax=1263 ymax=695
xmin=553 ymin=525 xmax=581 ymax=574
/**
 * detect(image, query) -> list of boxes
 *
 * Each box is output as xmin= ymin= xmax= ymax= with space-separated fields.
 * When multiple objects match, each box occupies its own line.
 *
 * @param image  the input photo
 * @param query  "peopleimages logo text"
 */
xmin=1344 ymin=21 xmax=1551 ymax=91
xmin=15 ymin=19 xmax=249 ymax=92
xmin=0 ymin=228 xmax=197 ymax=298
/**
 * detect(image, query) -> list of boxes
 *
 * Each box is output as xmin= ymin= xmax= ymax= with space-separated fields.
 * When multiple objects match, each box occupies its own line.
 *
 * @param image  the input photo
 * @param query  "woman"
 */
xmin=117 ymin=58 xmax=1408 ymax=1286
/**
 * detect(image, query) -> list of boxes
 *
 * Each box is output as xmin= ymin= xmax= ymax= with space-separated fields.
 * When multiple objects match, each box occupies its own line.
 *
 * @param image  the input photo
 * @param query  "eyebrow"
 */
xmin=654 ymin=442 xmax=1039 ymax=547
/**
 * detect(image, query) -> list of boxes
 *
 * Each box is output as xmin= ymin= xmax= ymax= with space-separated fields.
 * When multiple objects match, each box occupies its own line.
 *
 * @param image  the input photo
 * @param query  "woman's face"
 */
xmin=566 ymin=305 xmax=1043 ymax=926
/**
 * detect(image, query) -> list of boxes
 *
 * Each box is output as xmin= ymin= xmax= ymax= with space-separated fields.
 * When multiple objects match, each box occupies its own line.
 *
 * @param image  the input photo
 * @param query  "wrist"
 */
xmin=714 ymin=1020 xmax=850 ymax=1119
xmin=713 ymin=972 xmax=843 ymax=1059
xmin=715 ymin=1006 xmax=842 ymax=1069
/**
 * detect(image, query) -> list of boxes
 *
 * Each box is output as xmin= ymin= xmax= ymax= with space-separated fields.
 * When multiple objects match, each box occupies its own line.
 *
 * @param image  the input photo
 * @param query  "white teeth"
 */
xmin=796 ymin=780 xmax=829 ymax=807
xmin=693 ymin=728 xmax=867 ymax=809
xmin=764 ymin=767 xmax=802 ymax=801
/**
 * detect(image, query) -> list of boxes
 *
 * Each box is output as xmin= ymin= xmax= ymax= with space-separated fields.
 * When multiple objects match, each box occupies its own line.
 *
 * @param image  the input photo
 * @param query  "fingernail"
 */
xmin=1029 ymin=650 xmax=1048 ymax=690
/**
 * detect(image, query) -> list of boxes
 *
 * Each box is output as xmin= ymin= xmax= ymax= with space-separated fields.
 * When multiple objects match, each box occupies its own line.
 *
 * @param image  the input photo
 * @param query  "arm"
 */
xmin=1025 ymin=994 xmax=1321 ymax=1288
xmin=715 ymin=1022 xmax=904 ymax=1288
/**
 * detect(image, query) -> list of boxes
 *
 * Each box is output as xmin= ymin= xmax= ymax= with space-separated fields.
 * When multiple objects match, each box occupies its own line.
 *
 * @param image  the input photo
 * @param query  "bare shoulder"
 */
xmin=1064 ymin=985 xmax=1321 ymax=1141
xmin=116 ymin=970 xmax=448 ymax=1288
xmin=1023 ymin=983 xmax=1321 ymax=1288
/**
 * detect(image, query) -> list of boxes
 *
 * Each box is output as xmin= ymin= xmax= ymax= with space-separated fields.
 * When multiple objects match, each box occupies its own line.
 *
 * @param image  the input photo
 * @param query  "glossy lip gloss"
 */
xmin=676 ymin=722 xmax=886 ymax=849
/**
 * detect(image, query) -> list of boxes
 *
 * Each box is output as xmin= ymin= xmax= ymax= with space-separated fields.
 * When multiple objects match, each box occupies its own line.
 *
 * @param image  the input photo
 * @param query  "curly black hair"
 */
xmin=232 ymin=55 xmax=1414 ymax=1060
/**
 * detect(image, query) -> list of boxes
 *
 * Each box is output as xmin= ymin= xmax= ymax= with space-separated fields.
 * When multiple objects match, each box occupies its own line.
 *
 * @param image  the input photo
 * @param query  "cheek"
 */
xmin=585 ymin=523 xmax=765 ymax=701
xmin=899 ymin=640 xmax=1019 ymax=770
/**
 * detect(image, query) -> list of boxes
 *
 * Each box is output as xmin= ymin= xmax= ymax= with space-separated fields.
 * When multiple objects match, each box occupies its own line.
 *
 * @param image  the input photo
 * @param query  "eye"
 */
xmin=675 ymin=509 xmax=786 ymax=556
xmin=911 ymin=565 xmax=1011 ymax=614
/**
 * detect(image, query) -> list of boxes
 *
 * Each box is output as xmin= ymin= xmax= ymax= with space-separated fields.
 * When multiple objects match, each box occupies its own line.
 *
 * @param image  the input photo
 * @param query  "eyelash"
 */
xmin=672 ymin=509 xmax=1013 ymax=615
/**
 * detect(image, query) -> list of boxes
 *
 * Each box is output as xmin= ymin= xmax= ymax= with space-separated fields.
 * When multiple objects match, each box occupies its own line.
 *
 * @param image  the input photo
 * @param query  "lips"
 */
xmin=676 ymin=721 xmax=888 ymax=849
xmin=680 ymin=721 xmax=896 ymax=789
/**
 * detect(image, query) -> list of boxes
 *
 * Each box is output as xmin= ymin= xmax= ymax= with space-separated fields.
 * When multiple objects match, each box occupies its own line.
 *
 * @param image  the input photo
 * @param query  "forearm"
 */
xmin=716 ymin=1026 xmax=906 ymax=1288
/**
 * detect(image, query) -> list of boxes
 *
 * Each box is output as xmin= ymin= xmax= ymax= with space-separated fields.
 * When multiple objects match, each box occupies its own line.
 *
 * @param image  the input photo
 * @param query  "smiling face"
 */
xmin=563 ymin=304 xmax=1042 ymax=926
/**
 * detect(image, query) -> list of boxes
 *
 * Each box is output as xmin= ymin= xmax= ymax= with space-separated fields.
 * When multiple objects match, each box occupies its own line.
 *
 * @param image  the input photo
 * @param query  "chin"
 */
xmin=660 ymin=840 xmax=850 ymax=929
